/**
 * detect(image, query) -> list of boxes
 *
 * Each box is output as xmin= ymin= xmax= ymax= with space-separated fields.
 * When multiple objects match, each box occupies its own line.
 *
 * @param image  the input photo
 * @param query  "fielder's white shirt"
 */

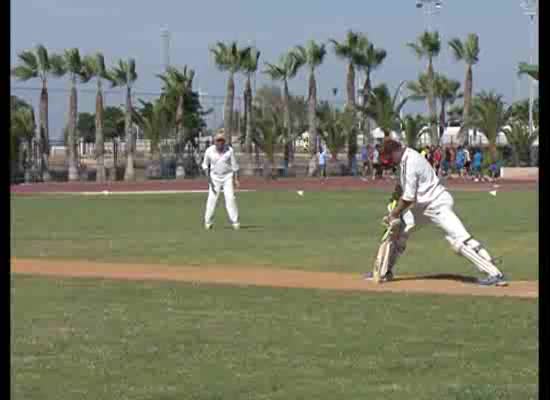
xmin=202 ymin=145 xmax=239 ymax=179
xmin=399 ymin=147 xmax=446 ymax=205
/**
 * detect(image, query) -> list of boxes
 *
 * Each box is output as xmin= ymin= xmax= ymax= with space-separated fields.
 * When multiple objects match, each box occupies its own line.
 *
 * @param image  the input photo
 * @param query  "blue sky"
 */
xmin=11 ymin=0 xmax=538 ymax=139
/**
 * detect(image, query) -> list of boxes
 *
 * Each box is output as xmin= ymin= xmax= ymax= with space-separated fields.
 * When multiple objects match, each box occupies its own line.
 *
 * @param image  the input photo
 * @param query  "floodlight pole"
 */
xmin=521 ymin=0 xmax=537 ymax=136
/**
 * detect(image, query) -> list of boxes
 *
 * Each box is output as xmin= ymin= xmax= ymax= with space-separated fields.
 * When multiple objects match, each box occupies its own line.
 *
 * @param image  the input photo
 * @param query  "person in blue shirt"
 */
xmin=472 ymin=148 xmax=483 ymax=182
xmin=455 ymin=146 xmax=466 ymax=177
xmin=318 ymin=145 xmax=328 ymax=181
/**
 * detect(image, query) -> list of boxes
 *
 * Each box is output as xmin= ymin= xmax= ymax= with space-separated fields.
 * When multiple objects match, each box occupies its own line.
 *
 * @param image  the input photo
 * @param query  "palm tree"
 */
xmin=253 ymin=106 xmax=285 ymax=179
xmin=108 ymin=59 xmax=138 ymax=181
xmin=433 ymin=74 xmax=462 ymax=138
xmin=401 ymin=114 xmax=427 ymax=149
xmin=11 ymin=106 xmax=36 ymax=181
xmin=157 ymin=66 xmax=195 ymax=171
xmin=11 ymin=45 xmax=65 ymax=181
xmin=134 ymin=100 xmax=172 ymax=165
xmin=470 ymin=91 xmax=511 ymax=162
xmin=330 ymin=30 xmax=367 ymax=171
xmin=503 ymin=121 xmax=538 ymax=166
xmin=330 ymin=30 xmax=363 ymax=109
xmin=263 ymin=52 xmax=303 ymax=172
xmin=362 ymin=83 xmax=408 ymax=138
xmin=318 ymin=107 xmax=353 ymax=164
xmin=448 ymin=34 xmax=480 ymax=142
xmin=356 ymin=36 xmax=387 ymax=111
xmin=210 ymin=41 xmax=251 ymax=145
xmin=518 ymin=62 xmax=538 ymax=81
xmin=57 ymin=48 xmax=91 ymax=182
xmin=240 ymin=47 xmax=261 ymax=155
xmin=407 ymin=31 xmax=441 ymax=143
xmin=291 ymin=40 xmax=326 ymax=175
xmin=82 ymin=53 xmax=110 ymax=182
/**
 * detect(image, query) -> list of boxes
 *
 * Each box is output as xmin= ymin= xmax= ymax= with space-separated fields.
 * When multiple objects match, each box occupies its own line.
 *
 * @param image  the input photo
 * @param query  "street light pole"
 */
xmin=521 ymin=0 xmax=537 ymax=136
xmin=415 ymin=0 xmax=443 ymax=32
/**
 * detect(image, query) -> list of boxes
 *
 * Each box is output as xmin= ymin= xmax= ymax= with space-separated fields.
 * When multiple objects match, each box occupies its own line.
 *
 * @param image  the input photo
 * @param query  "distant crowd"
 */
xmin=317 ymin=143 xmax=501 ymax=183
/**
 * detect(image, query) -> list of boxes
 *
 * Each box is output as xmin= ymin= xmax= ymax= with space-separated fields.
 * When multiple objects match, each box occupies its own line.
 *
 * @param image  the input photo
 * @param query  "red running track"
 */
xmin=10 ymin=177 xmax=537 ymax=194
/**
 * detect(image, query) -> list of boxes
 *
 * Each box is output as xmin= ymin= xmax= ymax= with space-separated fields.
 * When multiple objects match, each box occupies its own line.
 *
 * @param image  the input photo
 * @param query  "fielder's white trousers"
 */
xmin=204 ymin=173 xmax=239 ymax=225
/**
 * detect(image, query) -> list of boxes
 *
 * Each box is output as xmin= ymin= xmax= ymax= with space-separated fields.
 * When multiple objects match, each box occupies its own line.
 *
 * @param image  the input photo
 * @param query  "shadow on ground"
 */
xmin=392 ymin=274 xmax=479 ymax=284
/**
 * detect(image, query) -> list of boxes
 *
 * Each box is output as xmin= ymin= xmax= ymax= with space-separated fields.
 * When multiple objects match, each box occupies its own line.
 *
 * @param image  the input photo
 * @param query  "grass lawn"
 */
xmin=10 ymin=190 xmax=538 ymax=280
xmin=11 ymin=275 xmax=538 ymax=400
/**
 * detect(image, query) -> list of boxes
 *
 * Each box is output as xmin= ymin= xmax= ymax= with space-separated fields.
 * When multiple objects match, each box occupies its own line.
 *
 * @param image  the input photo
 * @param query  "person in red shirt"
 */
xmin=433 ymin=146 xmax=442 ymax=176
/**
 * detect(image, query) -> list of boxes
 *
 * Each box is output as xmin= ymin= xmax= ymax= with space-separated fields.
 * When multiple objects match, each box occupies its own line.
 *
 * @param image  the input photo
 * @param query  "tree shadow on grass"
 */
xmin=392 ymin=273 xmax=478 ymax=284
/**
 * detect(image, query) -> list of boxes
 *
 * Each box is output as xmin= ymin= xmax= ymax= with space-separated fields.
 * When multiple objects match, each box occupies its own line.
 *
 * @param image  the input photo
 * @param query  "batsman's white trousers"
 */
xmin=399 ymin=190 xmax=502 ymax=276
xmin=402 ymin=191 xmax=469 ymax=243
xmin=204 ymin=173 xmax=239 ymax=225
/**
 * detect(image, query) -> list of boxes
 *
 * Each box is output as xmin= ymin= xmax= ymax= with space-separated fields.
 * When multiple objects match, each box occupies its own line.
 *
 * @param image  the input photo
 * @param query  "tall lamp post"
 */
xmin=521 ymin=0 xmax=537 ymax=136
xmin=415 ymin=0 xmax=443 ymax=32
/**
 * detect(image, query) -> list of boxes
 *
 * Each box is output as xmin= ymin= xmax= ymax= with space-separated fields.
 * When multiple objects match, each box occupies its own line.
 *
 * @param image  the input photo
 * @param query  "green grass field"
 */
xmin=12 ymin=275 xmax=537 ymax=400
xmin=11 ymin=190 xmax=538 ymax=279
xmin=11 ymin=190 xmax=538 ymax=399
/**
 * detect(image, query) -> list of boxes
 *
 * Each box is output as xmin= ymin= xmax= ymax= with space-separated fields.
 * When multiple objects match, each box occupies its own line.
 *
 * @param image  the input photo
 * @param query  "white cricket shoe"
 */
xmin=205 ymin=223 xmax=213 ymax=230
xmin=232 ymin=223 xmax=240 ymax=231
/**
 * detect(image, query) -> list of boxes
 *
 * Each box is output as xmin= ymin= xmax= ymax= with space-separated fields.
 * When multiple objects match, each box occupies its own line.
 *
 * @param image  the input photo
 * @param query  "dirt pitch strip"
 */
xmin=12 ymin=259 xmax=538 ymax=299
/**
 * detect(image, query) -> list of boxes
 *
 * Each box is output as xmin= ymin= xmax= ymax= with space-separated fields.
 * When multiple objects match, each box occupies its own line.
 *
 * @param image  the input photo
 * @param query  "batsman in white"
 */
xmin=202 ymin=133 xmax=240 ymax=230
xmin=366 ymin=140 xmax=507 ymax=286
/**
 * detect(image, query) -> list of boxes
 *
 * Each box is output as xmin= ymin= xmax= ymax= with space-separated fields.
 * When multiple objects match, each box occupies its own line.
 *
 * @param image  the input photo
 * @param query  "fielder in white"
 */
xmin=202 ymin=134 xmax=240 ymax=230
xmin=367 ymin=140 xmax=507 ymax=286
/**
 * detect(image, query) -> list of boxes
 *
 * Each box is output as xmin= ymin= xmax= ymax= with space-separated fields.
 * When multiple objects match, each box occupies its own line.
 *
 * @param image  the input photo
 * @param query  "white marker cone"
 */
xmin=489 ymin=190 xmax=497 ymax=197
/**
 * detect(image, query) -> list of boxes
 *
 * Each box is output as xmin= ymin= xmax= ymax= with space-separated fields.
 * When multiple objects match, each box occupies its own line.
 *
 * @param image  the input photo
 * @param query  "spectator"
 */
xmin=361 ymin=144 xmax=370 ymax=181
xmin=443 ymin=147 xmax=451 ymax=177
xmin=427 ymin=145 xmax=435 ymax=167
xmin=449 ymin=147 xmax=456 ymax=176
xmin=318 ymin=145 xmax=328 ymax=181
xmin=455 ymin=146 xmax=465 ymax=177
xmin=463 ymin=146 xmax=472 ymax=177
xmin=372 ymin=144 xmax=381 ymax=179
xmin=489 ymin=158 xmax=501 ymax=182
xmin=433 ymin=146 xmax=442 ymax=176
xmin=472 ymin=148 xmax=483 ymax=182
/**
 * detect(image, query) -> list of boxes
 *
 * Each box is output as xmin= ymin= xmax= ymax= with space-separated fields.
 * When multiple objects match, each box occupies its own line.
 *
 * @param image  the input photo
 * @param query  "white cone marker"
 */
xmin=489 ymin=190 xmax=497 ymax=197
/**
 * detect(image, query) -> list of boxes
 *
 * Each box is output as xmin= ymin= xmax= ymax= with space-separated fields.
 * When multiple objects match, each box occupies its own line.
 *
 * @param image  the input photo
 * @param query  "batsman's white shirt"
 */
xmin=399 ymin=147 xmax=470 ymax=244
xmin=202 ymin=145 xmax=240 ymax=226
xmin=399 ymin=147 xmax=445 ymax=205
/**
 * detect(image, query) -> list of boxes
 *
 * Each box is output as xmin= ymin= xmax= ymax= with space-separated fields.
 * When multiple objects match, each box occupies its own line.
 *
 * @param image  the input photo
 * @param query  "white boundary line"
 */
xmin=19 ymin=190 xmax=256 ymax=196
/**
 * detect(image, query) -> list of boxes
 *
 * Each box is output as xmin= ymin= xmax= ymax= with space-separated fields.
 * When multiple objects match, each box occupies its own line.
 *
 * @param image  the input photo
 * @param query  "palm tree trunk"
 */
xmin=39 ymin=82 xmax=51 ymax=181
xmin=346 ymin=62 xmax=356 ymax=109
xmin=439 ymin=98 xmax=447 ymax=138
xmin=307 ymin=70 xmax=318 ymax=176
xmin=224 ymin=72 xmax=235 ymax=145
xmin=362 ymin=72 xmax=373 ymax=144
xmin=67 ymin=79 xmax=79 ymax=182
xmin=344 ymin=63 xmax=357 ymax=172
xmin=175 ymin=94 xmax=185 ymax=171
xmin=283 ymin=80 xmax=293 ymax=170
xmin=123 ymin=86 xmax=135 ymax=181
xmin=427 ymin=59 xmax=438 ymax=144
xmin=244 ymin=76 xmax=253 ymax=154
xmin=458 ymin=64 xmax=473 ymax=144
xmin=95 ymin=81 xmax=106 ymax=183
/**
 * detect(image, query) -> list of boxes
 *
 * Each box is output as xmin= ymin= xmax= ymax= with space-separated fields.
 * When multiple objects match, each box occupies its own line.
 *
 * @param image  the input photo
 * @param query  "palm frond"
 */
xmin=11 ymin=65 xmax=37 ymax=81
xmin=49 ymin=53 xmax=67 ymax=77
xmin=35 ymin=44 xmax=50 ymax=72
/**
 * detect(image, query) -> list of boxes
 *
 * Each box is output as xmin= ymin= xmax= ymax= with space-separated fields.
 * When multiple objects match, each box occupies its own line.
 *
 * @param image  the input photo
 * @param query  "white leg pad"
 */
xmin=451 ymin=238 xmax=503 ymax=277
